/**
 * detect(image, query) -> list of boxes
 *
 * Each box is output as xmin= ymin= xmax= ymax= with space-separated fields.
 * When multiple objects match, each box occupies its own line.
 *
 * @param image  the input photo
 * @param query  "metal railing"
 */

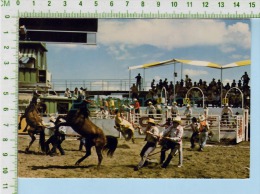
xmin=52 ymin=79 xmax=152 ymax=91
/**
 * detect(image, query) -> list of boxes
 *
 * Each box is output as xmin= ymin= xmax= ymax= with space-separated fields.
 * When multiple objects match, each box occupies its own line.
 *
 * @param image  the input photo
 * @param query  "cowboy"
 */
xmin=133 ymin=98 xmax=140 ymax=114
xmin=171 ymin=101 xmax=179 ymax=117
xmin=114 ymin=109 xmax=135 ymax=142
xmin=221 ymin=103 xmax=233 ymax=125
xmin=184 ymin=117 xmax=199 ymax=149
xmin=146 ymin=101 xmax=156 ymax=118
xmin=134 ymin=118 xmax=159 ymax=171
xmin=159 ymin=116 xmax=183 ymax=168
xmin=45 ymin=117 xmax=66 ymax=156
xmin=184 ymin=104 xmax=192 ymax=124
xmin=198 ymin=115 xmax=210 ymax=151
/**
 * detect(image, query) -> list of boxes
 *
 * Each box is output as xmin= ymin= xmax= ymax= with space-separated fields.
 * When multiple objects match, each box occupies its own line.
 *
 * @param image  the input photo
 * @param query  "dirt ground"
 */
xmin=18 ymin=135 xmax=250 ymax=178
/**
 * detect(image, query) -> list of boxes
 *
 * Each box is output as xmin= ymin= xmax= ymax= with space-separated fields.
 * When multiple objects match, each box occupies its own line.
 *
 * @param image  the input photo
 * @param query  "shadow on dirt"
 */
xmin=18 ymin=150 xmax=45 ymax=155
xmin=30 ymin=164 xmax=96 ymax=170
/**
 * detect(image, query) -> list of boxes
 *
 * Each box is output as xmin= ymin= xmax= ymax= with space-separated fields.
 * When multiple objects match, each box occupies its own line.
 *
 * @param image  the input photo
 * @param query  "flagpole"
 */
xmin=173 ymin=62 xmax=176 ymax=103
xmin=220 ymin=67 xmax=223 ymax=107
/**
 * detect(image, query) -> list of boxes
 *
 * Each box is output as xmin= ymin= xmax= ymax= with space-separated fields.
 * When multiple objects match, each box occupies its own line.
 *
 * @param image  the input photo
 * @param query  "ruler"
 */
xmin=0 ymin=0 xmax=259 ymax=194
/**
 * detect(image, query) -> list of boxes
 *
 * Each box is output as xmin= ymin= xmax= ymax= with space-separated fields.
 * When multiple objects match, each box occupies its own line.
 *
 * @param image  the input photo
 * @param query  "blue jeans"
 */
xmin=199 ymin=131 xmax=208 ymax=149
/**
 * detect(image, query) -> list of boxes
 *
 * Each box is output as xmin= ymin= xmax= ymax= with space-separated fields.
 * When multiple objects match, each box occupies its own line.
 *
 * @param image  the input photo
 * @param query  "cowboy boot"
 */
xmin=160 ymin=152 xmax=166 ymax=164
xmin=161 ymin=155 xmax=173 ymax=168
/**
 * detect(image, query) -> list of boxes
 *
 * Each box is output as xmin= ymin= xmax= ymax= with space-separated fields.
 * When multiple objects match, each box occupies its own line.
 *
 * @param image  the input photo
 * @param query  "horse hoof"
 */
xmin=25 ymin=148 xmax=29 ymax=153
xmin=75 ymin=162 xmax=80 ymax=166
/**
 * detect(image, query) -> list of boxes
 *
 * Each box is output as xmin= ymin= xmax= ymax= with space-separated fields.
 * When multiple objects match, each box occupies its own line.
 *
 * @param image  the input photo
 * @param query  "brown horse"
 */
xmin=18 ymin=92 xmax=46 ymax=152
xmin=56 ymin=98 xmax=118 ymax=168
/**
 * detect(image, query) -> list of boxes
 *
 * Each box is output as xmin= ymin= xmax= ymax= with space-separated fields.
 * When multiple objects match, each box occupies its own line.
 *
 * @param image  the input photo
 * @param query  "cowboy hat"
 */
xmin=148 ymin=118 xmax=155 ymax=124
xmin=199 ymin=115 xmax=206 ymax=122
xmin=148 ymin=101 xmax=153 ymax=105
xmin=172 ymin=101 xmax=177 ymax=105
xmin=134 ymin=98 xmax=138 ymax=101
xmin=224 ymin=103 xmax=229 ymax=106
xmin=186 ymin=104 xmax=190 ymax=107
xmin=172 ymin=116 xmax=182 ymax=124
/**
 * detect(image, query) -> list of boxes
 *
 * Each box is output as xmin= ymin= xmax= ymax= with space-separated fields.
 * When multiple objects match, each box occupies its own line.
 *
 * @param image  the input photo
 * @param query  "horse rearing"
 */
xmin=18 ymin=92 xmax=46 ymax=152
xmin=56 ymin=98 xmax=118 ymax=168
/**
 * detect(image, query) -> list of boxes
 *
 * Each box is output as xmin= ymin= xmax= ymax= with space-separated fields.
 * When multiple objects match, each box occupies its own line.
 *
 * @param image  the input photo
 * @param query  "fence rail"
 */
xmin=52 ymin=79 xmax=151 ymax=91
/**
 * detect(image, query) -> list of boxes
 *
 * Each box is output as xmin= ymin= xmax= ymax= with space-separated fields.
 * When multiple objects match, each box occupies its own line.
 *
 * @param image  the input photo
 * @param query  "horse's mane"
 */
xmin=71 ymin=99 xmax=91 ymax=118
xmin=79 ymin=102 xmax=90 ymax=118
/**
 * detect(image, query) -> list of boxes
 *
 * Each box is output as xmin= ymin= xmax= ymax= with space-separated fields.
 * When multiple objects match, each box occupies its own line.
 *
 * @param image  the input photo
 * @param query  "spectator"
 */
xmin=79 ymin=87 xmax=85 ymax=99
xmin=130 ymin=84 xmax=138 ymax=100
xmin=73 ymin=87 xmax=79 ymax=98
xmin=184 ymin=75 xmax=189 ymax=87
xmin=135 ymin=73 xmax=142 ymax=91
xmin=224 ymin=82 xmax=231 ymax=91
xmin=210 ymin=78 xmax=216 ymax=87
xmin=241 ymin=72 xmax=250 ymax=86
xmin=102 ymin=99 xmax=109 ymax=111
xmin=151 ymin=79 xmax=155 ymax=90
xmin=158 ymin=79 xmax=163 ymax=91
xmin=238 ymin=80 xmax=242 ymax=89
xmin=163 ymin=78 xmax=168 ymax=90
xmin=186 ymin=79 xmax=193 ymax=89
xmin=168 ymin=81 xmax=174 ymax=93
xmin=108 ymin=97 xmax=115 ymax=114
xmin=64 ymin=88 xmax=71 ymax=97
xmin=231 ymin=80 xmax=236 ymax=88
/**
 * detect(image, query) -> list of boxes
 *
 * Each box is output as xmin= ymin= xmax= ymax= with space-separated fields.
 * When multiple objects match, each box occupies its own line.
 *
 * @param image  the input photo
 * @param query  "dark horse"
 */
xmin=18 ymin=92 xmax=46 ymax=152
xmin=56 ymin=98 xmax=118 ymax=168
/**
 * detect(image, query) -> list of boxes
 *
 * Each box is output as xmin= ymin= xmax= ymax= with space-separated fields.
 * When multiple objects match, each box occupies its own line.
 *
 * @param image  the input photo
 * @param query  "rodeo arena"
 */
xmin=17 ymin=19 xmax=250 ymax=178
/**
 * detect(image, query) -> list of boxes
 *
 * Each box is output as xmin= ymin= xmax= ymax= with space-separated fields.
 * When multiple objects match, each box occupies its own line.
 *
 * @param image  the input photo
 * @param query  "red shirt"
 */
xmin=134 ymin=101 xmax=140 ymax=109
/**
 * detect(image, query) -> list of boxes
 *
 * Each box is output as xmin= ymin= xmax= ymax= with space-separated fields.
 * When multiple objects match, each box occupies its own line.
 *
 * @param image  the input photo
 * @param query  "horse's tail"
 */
xmin=103 ymin=135 xmax=118 ymax=157
xmin=39 ymin=129 xmax=46 ymax=152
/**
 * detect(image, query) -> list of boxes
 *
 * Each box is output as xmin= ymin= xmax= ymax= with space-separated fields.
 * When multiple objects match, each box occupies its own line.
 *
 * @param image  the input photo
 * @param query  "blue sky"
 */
xmin=46 ymin=19 xmax=251 ymax=89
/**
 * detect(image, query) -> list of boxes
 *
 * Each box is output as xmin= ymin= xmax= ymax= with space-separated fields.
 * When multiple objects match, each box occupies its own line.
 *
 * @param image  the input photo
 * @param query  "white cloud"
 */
xmin=154 ymin=76 xmax=161 ymax=81
xmin=106 ymin=44 xmax=135 ymax=61
xmin=223 ymin=22 xmax=251 ymax=49
xmin=230 ymin=54 xmax=243 ymax=59
xmin=98 ymin=19 xmax=250 ymax=51
xmin=47 ymin=43 xmax=98 ymax=51
xmin=183 ymin=69 xmax=208 ymax=77
xmin=220 ymin=46 xmax=236 ymax=53
xmin=223 ymin=79 xmax=232 ymax=85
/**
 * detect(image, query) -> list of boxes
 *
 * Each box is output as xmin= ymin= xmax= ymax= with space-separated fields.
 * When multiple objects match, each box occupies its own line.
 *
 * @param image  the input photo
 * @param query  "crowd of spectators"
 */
xmin=144 ymin=72 xmax=250 ymax=108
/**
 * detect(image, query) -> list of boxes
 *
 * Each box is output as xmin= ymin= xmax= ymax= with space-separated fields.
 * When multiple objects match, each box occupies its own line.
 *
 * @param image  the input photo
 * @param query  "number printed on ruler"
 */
xmin=1 ymin=0 xmax=260 ymax=17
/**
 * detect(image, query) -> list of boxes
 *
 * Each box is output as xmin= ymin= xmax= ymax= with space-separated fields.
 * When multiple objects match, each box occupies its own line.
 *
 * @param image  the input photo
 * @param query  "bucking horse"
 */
xmin=55 ymin=97 xmax=118 ymax=168
xmin=18 ymin=91 xmax=46 ymax=153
